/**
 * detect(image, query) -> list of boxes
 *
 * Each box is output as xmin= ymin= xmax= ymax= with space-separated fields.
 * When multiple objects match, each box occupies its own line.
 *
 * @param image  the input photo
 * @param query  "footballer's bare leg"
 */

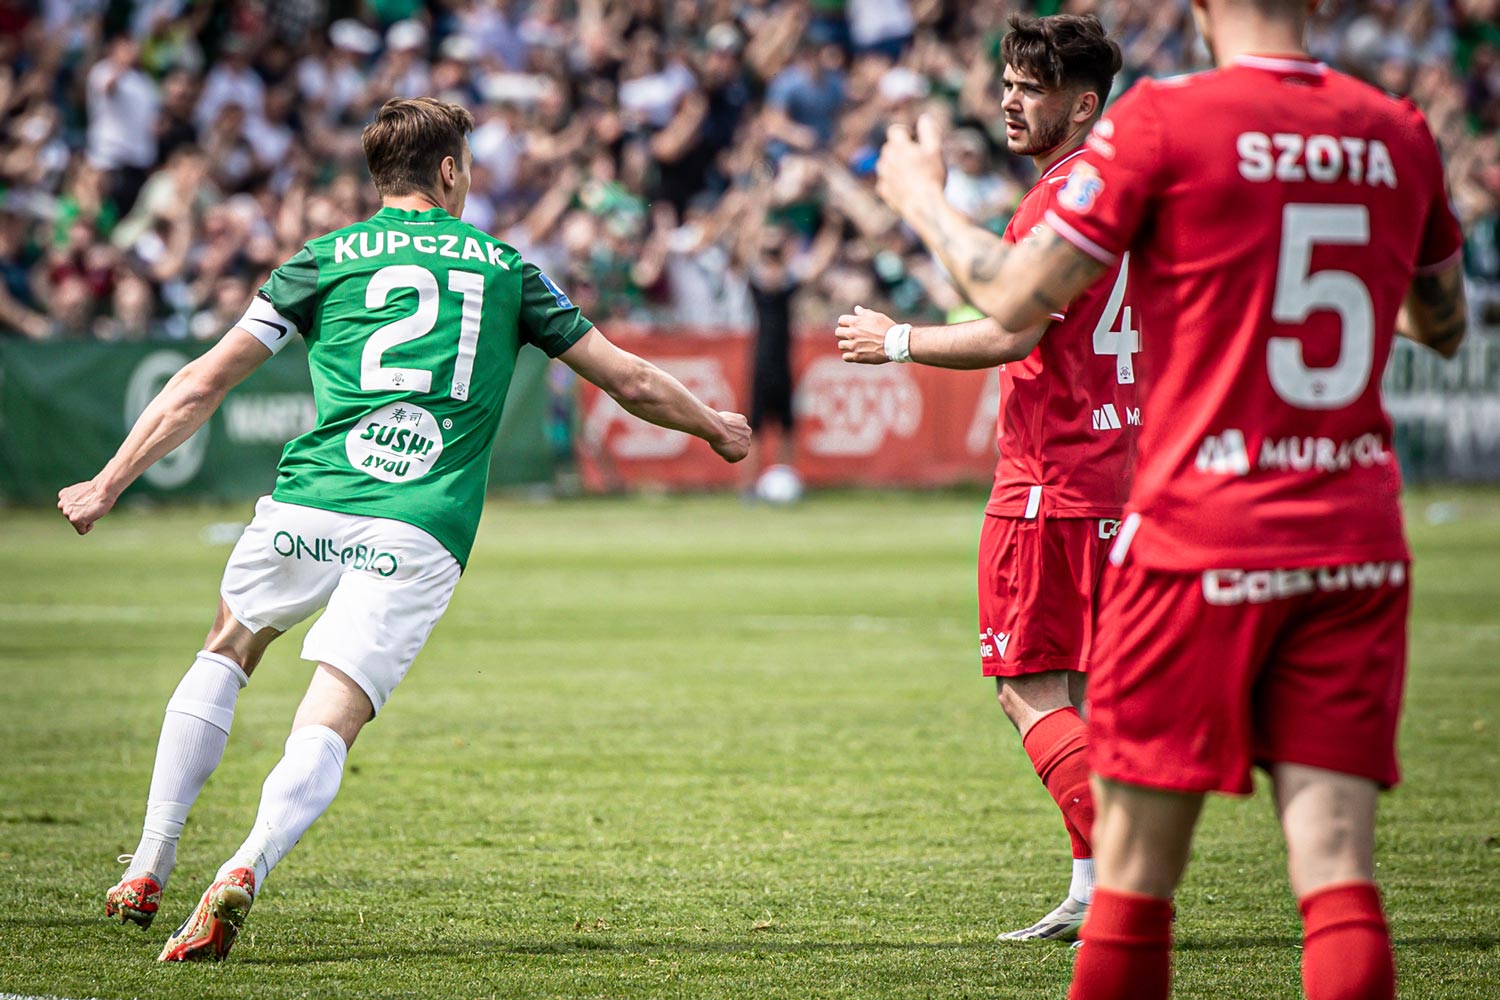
xmin=997 ymin=670 xmax=1074 ymax=735
xmin=1067 ymin=670 xmax=1087 ymax=715
xmin=1089 ymin=779 xmax=1201 ymax=898
xmin=997 ymin=670 xmax=1096 ymax=941
xmin=203 ymin=600 xmax=282 ymax=676
xmin=160 ymin=664 xmax=368 ymax=961
xmin=108 ymin=602 xmax=279 ymax=929
xmin=1273 ymin=763 xmax=1394 ymax=1000
xmin=292 ymin=663 xmax=375 ymax=747
xmin=1067 ymin=778 xmax=1202 ymax=1000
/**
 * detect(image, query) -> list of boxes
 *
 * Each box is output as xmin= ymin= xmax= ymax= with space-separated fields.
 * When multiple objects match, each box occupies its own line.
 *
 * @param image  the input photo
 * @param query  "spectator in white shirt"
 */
xmin=847 ymin=0 xmax=915 ymax=60
xmin=299 ymin=20 xmax=379 ymax=125
xmin=195 ymin=35 xmax=265 ymax=135
xmin=85 ymin=34 xmax=160 ymax=215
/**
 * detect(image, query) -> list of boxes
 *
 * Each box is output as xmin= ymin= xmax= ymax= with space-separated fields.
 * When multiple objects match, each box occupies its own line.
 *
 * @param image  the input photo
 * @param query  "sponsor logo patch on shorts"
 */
xmin=980 ymin=627 xmax=1011 ymax=660
xmin=272 ymin=531 xmax=401 ymax=576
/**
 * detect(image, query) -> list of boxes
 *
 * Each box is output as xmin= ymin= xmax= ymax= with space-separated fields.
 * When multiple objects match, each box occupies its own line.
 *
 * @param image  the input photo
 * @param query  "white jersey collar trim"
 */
xmin=1234 ymin=54 xmax=1326 ymax=75
xmin=1039 ymin=146 xmax=1089 ymax=183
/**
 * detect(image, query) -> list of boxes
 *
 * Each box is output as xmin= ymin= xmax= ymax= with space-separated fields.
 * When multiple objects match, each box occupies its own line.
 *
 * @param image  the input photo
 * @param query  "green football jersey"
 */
xmin=244 ymin=206 xmax=591 ymax=568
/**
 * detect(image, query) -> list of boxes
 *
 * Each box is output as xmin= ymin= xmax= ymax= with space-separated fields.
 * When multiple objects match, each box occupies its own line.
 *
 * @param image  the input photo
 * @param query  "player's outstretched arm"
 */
xmin=57 ymin=328 xmax=272 ymax=535
xmin=873 ymin=115 xmax=1106 ymax=334
xmin=559 ymin=328 xmax=751 ymax=463
xmin=1400 ymin=261 xmax=1468 ymax=359
xmin=835 ymin=305 xmax=1046 ymax=369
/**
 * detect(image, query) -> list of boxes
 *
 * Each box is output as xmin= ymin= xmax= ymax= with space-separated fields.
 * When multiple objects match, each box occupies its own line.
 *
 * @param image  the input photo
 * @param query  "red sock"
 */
xmin=1300 ymin=882 xmax=1395 ymax=1000
xmin=1068 ymin=887 xmax=1174 ymax=1000
xmin=1022 ymin=707 xmax=1094 ymax=858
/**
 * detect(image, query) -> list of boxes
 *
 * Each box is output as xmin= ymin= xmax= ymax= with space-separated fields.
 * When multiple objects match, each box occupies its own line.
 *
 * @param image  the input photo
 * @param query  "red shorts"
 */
xmin=1088 ymin=556 xmax=1410 ymax=795
xmin=977 ymin=513 xmax=1120 ymax=677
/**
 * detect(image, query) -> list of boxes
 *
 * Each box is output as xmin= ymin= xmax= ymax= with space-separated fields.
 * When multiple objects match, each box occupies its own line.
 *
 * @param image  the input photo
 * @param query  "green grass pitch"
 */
xmin=1 ymin=489 xmax=1497 ymax=999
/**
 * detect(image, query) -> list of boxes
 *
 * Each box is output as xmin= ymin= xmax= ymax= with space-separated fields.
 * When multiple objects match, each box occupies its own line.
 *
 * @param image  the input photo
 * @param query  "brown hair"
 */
xmin=1235 ymin=0 xmax=1312 ymax=15
xmin=1001 ymin=14 xmax=1123 ymax=111
xmin=361 ymin=97 xmax=475 ymax=197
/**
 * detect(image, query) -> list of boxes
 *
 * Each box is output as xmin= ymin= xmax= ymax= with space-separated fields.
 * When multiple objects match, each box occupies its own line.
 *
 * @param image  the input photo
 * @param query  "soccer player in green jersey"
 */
xmin=57 ymin=97 xmax=751 ymax=962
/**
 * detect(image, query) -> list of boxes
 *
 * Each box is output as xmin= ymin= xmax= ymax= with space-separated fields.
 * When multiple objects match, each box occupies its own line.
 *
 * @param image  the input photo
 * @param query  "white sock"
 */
xmin=221 ymin=725 xmax=348 ymax=889
xmin=124 ymin=651 xmax=248 ymax=888
xmin=1069 ymin=857 xmax=1096 ymax=905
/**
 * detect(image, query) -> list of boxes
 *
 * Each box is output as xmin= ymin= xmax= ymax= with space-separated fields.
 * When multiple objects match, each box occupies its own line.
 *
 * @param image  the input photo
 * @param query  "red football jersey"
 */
xmin=986 ymin=147 xmax=1139 ymax=519
xmin=1044 ymin=56 xmax=1464 ymax=569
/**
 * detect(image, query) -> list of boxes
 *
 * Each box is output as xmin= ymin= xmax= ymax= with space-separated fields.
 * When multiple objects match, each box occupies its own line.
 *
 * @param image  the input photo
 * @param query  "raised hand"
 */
xmin=874 ymin=114 xmax=947 ymax=221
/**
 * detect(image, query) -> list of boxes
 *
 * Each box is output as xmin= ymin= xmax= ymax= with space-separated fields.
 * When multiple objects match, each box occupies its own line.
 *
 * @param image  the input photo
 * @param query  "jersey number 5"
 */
xmin=362 ymin=264 xmax=485 ymax=401
xmin=1092 ymin=252 xmax=1139 ymax=384
xmin=1269 ymin=204 xmax=1374 ymax=409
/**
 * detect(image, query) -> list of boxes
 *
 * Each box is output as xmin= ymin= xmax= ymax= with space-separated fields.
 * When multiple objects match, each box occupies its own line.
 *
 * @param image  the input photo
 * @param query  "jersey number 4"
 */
xmin=1093 ymin=251 xmax=1139 ymax=384
xmin=361 ymin=264 xmax=484 ymax=401
xmin=1269 ymin=204 xmax=1374 ymax=409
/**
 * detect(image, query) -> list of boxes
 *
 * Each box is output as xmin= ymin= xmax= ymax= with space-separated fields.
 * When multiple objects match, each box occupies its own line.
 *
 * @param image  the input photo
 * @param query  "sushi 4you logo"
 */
xmin=796 ymin=357 xmax=922 ymax=457
xmin=345 ymin=403 xmax=445 ymax=482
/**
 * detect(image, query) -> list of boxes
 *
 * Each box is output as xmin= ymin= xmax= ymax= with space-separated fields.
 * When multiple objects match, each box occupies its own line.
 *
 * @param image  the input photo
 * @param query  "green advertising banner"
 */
xmin=0 ymin=339 xmax=558 ymax=504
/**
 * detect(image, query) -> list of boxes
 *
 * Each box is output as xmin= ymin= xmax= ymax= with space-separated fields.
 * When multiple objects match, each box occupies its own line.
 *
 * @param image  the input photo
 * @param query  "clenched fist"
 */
xmin=712 ymin=411 xmax=752 ymax=463
xmin=836 ymin=305 xmax=900 ymax=364
xmin=58 ymin=479 xmax=117 ymax=535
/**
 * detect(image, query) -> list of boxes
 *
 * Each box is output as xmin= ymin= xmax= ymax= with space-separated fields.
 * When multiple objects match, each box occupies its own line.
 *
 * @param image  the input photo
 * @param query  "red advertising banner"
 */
xmin=575 ymin=328 xmax=999 ymax=492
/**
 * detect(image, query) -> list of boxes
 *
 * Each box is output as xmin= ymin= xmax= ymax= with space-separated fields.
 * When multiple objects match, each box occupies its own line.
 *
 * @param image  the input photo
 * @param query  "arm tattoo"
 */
xmin=914 ymin=198 xmax=1012 ymax=292
xmin=1054 ymin=232 xmax=1105 ymax=284
xmin=968 ymin=242 xmax=1007 ymax=283
xmin=1411 ymin=269 xmax=1466 ymax=348
xmin=1030 ymin=288 xmax=1064 ymax=314
xmin=905 ymin=197 xmax=1101 ymax=322
xmin=1428 ymin=320 xmax=1466 ymax=350
xmin=1412 ymin=270 xmax=1448 ymax=306
xmin=1413 ymin=271 xmax=1460 ymax=323
xmin=1026 ymin=229 xmax=1106 ymax=312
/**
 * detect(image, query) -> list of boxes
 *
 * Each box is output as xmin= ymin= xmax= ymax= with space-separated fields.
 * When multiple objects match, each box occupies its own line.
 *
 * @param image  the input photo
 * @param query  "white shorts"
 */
xmin=220 ymin=496 xmax=462 ymax=716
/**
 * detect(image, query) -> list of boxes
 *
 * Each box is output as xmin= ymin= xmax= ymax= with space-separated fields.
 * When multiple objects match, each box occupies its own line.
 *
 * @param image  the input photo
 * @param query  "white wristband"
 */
xmin=884 ymin=322 xmax=913 ymax=363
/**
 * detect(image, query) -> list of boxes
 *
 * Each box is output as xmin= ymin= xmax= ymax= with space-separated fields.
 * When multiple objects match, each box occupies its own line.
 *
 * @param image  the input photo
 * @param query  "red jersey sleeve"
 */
xmin=1001 ymin=214 xmax=1021 ymax=246
xmin=1409 ymin=103 xmax=1464 ymax=275
xmin=1044 ymin=81 xmax=1169 ymax=266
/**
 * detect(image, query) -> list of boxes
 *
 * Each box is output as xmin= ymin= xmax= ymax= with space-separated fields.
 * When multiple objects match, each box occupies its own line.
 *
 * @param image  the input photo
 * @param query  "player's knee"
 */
xmin=1288 ymin=837 xmax=1374 ymax=899
xmin=291 ymin=663 xmax=374 ymax=748
xmin=996 ymin=674 xmax=1071 ymax=730
xmin=202 ymin=638 xmax=259 ymax=677
xmin=1096 ymin=820 xmax=1184 ymax=897
xmin=995 ymin=681 xmax=1027 ymax=727
xmin=1287 ymin=835 xmax=1374 ymax=895
xmin=202 ymin=608 xmax=280 ymax=677
xmin=1280 ymin=776 xmax=1377 ymax=891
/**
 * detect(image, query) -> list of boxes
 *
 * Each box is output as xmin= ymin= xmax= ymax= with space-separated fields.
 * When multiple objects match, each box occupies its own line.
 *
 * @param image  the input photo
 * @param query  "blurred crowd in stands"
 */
xmin=1 ymin=0 xmax=1499 ymax=341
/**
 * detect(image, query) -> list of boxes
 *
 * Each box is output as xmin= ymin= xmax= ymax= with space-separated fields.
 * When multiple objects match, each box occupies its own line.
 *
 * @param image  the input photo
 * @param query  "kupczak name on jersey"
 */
xmin=240 ymin=206 xmax=592 ymax=567
xmin=987 ymin=147 xmax=1139 ymax=520
xmin=1043 ymin=56 xmax=1464 ymax=570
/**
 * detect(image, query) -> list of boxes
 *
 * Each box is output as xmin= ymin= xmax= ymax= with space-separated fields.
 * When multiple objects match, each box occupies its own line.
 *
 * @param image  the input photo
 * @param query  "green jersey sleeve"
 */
xmin=518 ymin=261 xmax=593 ymax=357
xmin=258 ymin=245 xmax=320 ymax=335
